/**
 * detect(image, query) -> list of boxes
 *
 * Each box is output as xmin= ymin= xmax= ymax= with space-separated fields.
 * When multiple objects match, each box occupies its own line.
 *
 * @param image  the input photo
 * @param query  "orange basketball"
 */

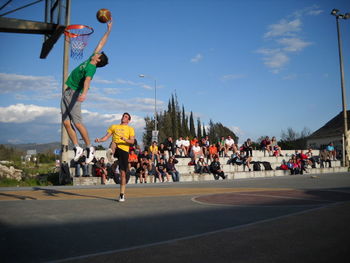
xmin=96 ymin=8 xmax=112 ymax=23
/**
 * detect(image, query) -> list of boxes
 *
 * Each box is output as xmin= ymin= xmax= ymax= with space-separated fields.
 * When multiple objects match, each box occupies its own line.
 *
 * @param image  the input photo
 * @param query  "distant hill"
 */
xmin=2 ymin=142 xmax=61 ymax=154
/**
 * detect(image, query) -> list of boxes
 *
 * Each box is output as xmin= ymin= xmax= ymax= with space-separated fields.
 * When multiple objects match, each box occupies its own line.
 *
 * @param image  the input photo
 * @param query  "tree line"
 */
xmin=142 ymin=93 xmax=238 ymax=147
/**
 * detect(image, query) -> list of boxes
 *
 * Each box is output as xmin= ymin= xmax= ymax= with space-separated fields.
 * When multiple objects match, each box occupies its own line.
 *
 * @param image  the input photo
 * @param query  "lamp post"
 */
xmin=331 ymin=9 xmax=350 ymax=166
xmin=139 ymin=74 xmax=158 ymax=142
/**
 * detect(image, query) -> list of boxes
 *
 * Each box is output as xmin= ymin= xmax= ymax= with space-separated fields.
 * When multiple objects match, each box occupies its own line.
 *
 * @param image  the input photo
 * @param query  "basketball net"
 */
xmin=64 ymin=25 xmax=94 ymax=60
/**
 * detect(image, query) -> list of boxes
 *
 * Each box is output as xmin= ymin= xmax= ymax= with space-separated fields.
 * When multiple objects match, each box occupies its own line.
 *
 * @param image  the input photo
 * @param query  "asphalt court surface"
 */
xmin=1 ymin=173 xmax=350 ymax=262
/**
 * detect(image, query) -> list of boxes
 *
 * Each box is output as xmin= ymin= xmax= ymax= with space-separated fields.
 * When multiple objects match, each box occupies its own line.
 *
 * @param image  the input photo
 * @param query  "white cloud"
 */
xmin=257 ymin=6 xmax=314 ymax=73
xmin=264 ymin=18 xmax=301 ymax=38
xmin=93 ymin=78 xmax=114 ymax=84
xmin=307 ymin=9 xmax=323 ymax=16
xmin=0 ymin=73 xmax=59 ymax=94
xmin=0 ymin=104 xmax=60 ymax=123
xmin=190 ymin=53 xmax=203 ymax=63
xmin=85 ymin=91 xmax=163 ymax=113
xmin=293 ymin=5 xmax=323 ymax=17
xmin=115 ymin=79 xmax=140 ymax=86
xmin=263 ymin=52 xmax=289 ymax=70
xmin=278 ymin=38 xmax=312 ymax=52
xmin=141 ymin=84 xmax=153 ymax=90
xmin=0 ymin=103 xmax=146 ymax=144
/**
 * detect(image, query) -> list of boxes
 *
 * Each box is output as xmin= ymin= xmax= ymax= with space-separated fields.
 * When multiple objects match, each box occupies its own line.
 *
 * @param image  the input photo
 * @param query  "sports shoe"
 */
xmin=119 ymin=193 xmax=125 ymax=202
xmin=106 ymin=148 xmax=115 ymax=163
xmin=73 ymin=146 xmax=83 ymax=161
xmin=86 ymin=146 xmax=95 ymax=164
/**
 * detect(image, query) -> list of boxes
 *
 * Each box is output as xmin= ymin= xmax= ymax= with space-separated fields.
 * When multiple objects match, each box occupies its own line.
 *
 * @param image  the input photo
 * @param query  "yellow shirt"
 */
xmin=149 ymin=145 xmax=158 ymax=154
xmin=107 ymin=124 xmax=135 ymax=152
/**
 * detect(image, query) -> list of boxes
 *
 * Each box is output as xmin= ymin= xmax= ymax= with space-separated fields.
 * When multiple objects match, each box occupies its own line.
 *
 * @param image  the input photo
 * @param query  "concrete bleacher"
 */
xmin=69 ymin=150 xmax=347 ymax=186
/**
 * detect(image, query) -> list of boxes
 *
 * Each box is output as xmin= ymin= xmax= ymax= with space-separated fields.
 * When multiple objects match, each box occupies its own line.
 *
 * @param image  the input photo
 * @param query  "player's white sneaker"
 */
xmin=106 ymin=148 xmax=115 ymax=163
xmin=73 ymin=146 xmax=83 ymax=161
xmin=118 ymin=193 xmax=125 ymax=202
xmin=86 ymin=146 xmax=95 ymax=164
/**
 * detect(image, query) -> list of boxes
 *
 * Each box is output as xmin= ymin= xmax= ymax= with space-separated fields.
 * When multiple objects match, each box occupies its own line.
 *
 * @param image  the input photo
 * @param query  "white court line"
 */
xmin=47 ymin=201 xmax=349 ymax=263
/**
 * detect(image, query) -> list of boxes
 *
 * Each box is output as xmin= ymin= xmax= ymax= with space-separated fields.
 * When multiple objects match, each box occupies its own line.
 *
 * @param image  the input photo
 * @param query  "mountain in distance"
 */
xmin=2 ymin=142 xmax=61 ymax=154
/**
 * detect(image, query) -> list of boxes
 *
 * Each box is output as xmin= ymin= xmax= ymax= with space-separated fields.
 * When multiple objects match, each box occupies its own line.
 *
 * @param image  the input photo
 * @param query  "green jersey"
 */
xmin=65 ymin=54 xmax=96 ymax=92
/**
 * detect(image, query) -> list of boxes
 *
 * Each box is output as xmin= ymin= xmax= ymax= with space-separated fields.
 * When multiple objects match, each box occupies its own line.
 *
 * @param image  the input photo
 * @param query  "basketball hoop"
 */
xmin=64 ymin=25 xmax=94 ymax=60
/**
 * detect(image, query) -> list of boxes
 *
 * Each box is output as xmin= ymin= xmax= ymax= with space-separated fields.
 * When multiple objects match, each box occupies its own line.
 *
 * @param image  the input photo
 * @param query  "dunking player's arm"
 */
xmin=94 ymin=19 xmax=112 ymax=54
xmin=79 ymin=20 xmax=112 ymax=103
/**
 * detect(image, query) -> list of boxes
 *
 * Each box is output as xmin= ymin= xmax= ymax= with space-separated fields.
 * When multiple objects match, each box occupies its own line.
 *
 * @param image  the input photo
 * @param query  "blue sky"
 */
xmin=0 ymin=0 xmax=350 ymax=147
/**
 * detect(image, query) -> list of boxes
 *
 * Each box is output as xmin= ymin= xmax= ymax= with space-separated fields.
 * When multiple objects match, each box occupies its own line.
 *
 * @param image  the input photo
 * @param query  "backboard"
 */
xmin=0 ymin=0 xmax=70 ymax=58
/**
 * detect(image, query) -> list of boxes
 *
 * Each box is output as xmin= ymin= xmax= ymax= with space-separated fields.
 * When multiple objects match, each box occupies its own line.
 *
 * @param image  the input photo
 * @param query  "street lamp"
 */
xmin=331 ymin=9 xmax=350 ymax=166
xmin=139 ymin=74 xmax=158 ymax=142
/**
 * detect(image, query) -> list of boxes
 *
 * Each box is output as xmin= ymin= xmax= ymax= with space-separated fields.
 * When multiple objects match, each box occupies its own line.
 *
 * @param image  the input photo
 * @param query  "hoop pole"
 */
xmin=60 ymin=0 xmax=71 ymax=180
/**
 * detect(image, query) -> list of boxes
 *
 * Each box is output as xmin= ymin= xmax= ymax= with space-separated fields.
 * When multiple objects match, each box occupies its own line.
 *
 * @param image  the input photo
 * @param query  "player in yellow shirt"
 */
xmin=95 ymin=112 xmax=135 ymax=202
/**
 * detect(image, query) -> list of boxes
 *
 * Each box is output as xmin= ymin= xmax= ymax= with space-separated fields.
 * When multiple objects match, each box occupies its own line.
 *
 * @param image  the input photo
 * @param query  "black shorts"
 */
xmin=114 ymin=148 xmax=129 ymax=172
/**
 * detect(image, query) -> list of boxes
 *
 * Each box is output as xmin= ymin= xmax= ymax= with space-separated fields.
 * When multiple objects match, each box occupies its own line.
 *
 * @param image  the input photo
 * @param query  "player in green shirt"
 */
xmin=61 ymin=20 xmax=112 ymax=163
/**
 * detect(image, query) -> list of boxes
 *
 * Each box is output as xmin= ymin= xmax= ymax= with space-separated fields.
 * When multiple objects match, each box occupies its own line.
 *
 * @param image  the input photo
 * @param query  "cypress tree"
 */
xmin=197 ymin=118 xmax=202 ymax=138
xmin=189 ymin=111 xmax=196 ymax=137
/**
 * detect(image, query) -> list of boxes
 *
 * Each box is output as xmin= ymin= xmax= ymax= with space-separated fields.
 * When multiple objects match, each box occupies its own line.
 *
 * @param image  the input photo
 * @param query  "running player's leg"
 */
xmin=110 ymin=141 xmax=116 ymax=154
xmin=117 ymin=148 xmax=129 ymax=202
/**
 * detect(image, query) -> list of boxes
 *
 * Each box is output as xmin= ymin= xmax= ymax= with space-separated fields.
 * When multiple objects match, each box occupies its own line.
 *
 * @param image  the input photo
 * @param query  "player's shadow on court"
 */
xmin=0 ymin=192 xmax=37 ymax=200
xmin=32 ymin=187 xmax=115 ymax=201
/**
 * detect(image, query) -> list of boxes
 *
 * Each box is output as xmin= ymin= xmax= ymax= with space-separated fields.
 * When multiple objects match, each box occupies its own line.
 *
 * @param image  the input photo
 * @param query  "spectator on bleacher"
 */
xmin=165 ymin=136 xmax=175 ymax=157
xmin=320 ymin=149 xmax=332 ymax=168
xmin=95 ymin=157 xmax=108 ymax=184
xmin=198 ymin=137 xmax=207 ymax=157
xmin=134 ymin=144 xmax=142 ymax=156
xmin=138 ymin=149 xmax=151 ymax=163
xmin=224 ymin=136 xmax=236 ymax=157
xmin=149 ymin=141 xmax=160 ymax=164
xmin=271 ymin=136 xmax=283 ymax=157
xmin=287 ymin=156 xmax=301 ymax=175
xmin=305 ymin=148 xmax=317 ymax=168
xmin=128 ymin=149 xmax=139 ymax=171
xmin=204 ymin=136 xmax=210 ymax=156
xmin=299 ymin=150 xmax=309 ymax=174
xmin=110 ymin=159 xmax=120 ymax=178
xmin=137 ymin=161 xmax=149 ymax=183
xmin=260 ymin=136 xmax=272 ymax=156
xmin=147 ymin=160 xmax=158 ymax=183
xmin=166 ymin=156 xmax=180 ymax=182
xmin=195 ymin=156 xmax=210 ymax=174
xmin=242 ymin=138 xmax=253 ymax=157
xmin=175 ymin=136 xmax=186 ymax=157
xmin=75 ymin=154 xmax=89 ymax=177
xmin=218 ymin=136 xmax=225 ymax=157
xmin=156 ymin=158 xmax=170 ymax=182
xmin=183 ymin=136 xmax=191 ymax=157
xmin=208 ymin=143 xmax=218 ymax=162
xmin=210 ymin=156 xmax=226 ymax=180
xmin=158 ymin=143 xmax=167 ymax=160
xmin=190 ymin=141 xmax=203 ymax=164
xmin=191 ymin=136 xmax=198 ymax=147
xmin=326 ymin=142 xmax=337 ymax=160
xmin=227 ymin=152 xmax=253 ymax=171
xmin=138 ymin=150 xmax=153 ymax=177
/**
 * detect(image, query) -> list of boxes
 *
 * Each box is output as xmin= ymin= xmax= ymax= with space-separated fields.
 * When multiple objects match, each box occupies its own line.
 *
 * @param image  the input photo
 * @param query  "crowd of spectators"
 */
xmin=71 ymin=136 xmax=339 ymax=182
xmin=279 ymin=142 xmax=338 ymax=175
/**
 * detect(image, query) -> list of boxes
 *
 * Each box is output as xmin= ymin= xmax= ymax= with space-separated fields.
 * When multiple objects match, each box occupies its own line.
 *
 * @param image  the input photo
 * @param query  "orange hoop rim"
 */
xmin=64 ymin=24 xmax=94 ymax=38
